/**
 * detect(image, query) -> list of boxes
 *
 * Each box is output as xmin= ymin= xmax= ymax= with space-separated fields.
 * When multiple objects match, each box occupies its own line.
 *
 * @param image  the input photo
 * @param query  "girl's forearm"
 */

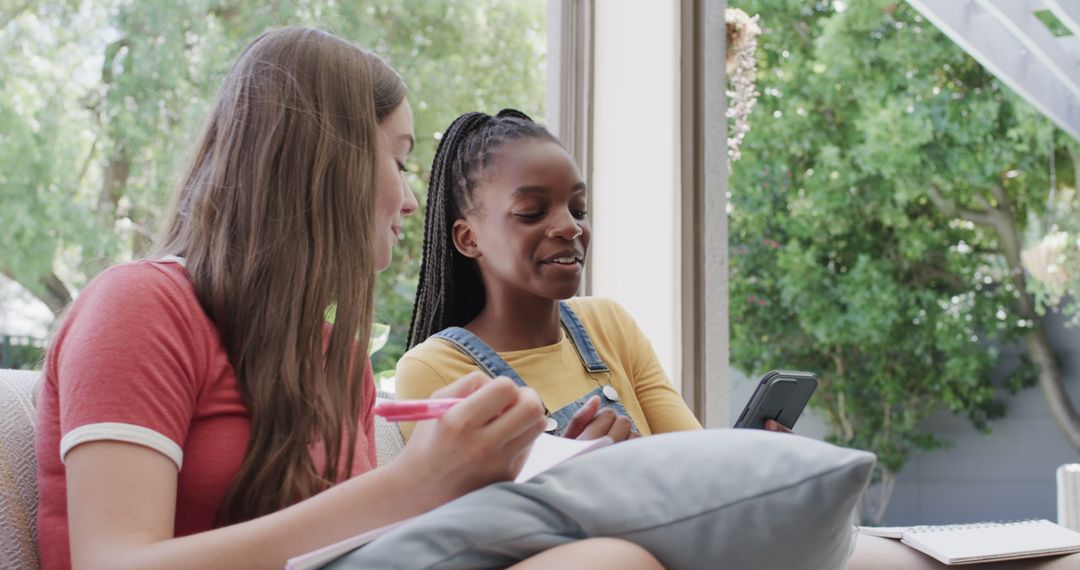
xmin=85 ymin=460 xmax=447 ymax=570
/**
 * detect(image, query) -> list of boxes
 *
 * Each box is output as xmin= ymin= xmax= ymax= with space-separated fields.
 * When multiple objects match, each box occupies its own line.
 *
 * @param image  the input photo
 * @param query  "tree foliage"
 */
xmin=728 ymin=0 xmax=1079 ymax=501
xmin=0 ymin=0 xmax=546 ymax=372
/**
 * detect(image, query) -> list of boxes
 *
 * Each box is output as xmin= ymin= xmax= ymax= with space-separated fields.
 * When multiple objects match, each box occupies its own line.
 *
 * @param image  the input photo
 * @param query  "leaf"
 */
xmin=369 ymin=323 xmax=391 ymax=356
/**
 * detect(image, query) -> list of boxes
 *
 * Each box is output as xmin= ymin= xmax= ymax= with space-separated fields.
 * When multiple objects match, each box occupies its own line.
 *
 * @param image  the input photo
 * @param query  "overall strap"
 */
xmin=558 ymin=301 xmax=610 ymax=374
xmin=433 ymin=327 xmax=528 ymax=388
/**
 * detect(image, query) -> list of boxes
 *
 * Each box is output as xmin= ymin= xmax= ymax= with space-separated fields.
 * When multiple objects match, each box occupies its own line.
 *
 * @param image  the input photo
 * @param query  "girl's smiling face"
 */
xmin=453 ymin=139 xmax=589 ymax=302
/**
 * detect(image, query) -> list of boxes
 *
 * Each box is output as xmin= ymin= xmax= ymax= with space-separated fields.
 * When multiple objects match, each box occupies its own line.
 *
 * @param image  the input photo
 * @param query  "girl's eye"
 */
xmin=572 ymin=209 xmax=588 ymax=219
xmin=514 ymin=211 xmax=545 ymax=222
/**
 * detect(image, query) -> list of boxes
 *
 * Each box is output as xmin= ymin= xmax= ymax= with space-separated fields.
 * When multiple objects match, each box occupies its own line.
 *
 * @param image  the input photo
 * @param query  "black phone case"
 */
xmin=733 ymin=370 xmax=818 ymax=429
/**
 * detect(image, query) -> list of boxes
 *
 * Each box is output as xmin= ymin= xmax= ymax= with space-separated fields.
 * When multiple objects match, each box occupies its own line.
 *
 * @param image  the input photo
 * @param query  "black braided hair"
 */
xmin=407 ymin=109 xmax=558 ymax=349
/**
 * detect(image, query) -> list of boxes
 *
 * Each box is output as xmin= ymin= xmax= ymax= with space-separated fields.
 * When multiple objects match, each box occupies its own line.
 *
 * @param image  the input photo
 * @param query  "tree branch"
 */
xmin=989 ymin=183 xmax=1011 ymax=214
xmin=977 ymin=183 xmax=1080 ymax=450
xmin=925 ymin=184 xmax=998 ymax=228
xmin=98 ymin=149 xmax=130 ymax=218
xmin=830 ymin=352 xmax=855 ymax=443
xmin=77 ymin=136 xmax=99 ymax=188
xmin=40 ymin=272 xmax=72 ymax=314
xmin=100 ymin=38 xmax=130 ymax=86
xmin=2 ymin=269 xmax=72 ymax=317
xmin=97 ymin=38 xmax=132 ymax=224
xmin=1069 ymin=145 xmax=1080 ymax=193
xmin=904 ymin=260 xmax=967 ymax=290
xmin=872 ymin=471 xmax=897 ymax=525
xmin=970 ymin=191 xmax=993 ymax=211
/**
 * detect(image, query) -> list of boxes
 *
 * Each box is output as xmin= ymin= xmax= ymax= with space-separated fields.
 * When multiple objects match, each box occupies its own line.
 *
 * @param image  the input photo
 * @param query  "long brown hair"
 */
xmin=154 ymin=27 xmax=405 ymax=525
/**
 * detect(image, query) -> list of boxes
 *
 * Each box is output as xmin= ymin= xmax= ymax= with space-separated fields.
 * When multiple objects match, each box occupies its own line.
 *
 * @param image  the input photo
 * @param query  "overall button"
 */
xmin=544 ymin=417 xmax=559 ymax=432
xmin=602 ymin=385 xmax=620 ymax=401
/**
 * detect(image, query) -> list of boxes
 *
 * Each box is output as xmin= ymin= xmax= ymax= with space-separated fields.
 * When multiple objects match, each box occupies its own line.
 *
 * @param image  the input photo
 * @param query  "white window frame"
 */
xmin=546 ymin=0 xmax=596 ymax=292
xmin=547 ymin=0 xmax=729 ymax=426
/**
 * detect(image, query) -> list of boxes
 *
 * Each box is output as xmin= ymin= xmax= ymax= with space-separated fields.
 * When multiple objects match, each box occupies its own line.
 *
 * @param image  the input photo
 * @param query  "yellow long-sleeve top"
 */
xmin=395 ymin=297 xmax=702 ymax=439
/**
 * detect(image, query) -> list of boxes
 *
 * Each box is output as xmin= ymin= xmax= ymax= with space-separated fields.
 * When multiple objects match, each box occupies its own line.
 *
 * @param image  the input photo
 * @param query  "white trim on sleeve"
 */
xmin=60 ymin=422 xmax=184 ymax=470
xmin=158 ymin=255 xmax=187 ymax=267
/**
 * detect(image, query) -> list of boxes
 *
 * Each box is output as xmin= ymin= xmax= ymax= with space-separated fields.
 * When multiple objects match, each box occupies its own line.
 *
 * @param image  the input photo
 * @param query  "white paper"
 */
xmin=514 ymin=433 xmax=613 ymax=482
xmin=856 ymin=526 xmax=906 ymax=539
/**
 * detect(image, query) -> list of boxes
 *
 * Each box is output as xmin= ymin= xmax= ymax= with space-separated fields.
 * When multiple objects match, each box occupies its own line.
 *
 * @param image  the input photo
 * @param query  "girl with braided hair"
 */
xmin=397 ymin=109 xmax=706 ymax=441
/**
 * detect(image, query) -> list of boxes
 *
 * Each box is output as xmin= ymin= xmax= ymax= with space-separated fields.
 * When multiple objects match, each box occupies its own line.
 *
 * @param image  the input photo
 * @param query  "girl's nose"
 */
xmin=549 ymin=211 xmax=583 ymax=240
xmin=401 ymin=186 xmax=419 ymax=217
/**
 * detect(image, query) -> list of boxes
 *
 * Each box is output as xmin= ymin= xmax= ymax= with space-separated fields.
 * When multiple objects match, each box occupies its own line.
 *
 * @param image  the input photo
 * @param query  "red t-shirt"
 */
xmin=35 ymin=260 xmax=377 ymax=570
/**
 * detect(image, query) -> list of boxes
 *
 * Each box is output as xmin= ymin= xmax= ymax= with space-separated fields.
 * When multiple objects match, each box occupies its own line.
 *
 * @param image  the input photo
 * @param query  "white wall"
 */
xmin=590 ymin=0 xmax=681 ymax=382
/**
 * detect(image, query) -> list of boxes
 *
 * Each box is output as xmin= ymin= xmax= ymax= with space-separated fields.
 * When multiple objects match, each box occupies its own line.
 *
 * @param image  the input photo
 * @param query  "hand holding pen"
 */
xmin=387 ymin=373 xmax=547 ymax=497
xmin=378 ymin=389 xmax=638 ymax=444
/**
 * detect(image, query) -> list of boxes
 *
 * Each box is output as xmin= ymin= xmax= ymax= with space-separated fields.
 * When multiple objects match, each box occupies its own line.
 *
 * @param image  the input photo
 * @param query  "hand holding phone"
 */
xmin=733 ymin=370 xmax=817 ymax=430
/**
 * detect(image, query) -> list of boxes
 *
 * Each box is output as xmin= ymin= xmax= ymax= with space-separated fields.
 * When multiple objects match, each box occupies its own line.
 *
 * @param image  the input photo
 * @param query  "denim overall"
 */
xmin=434 ymin=301 xmax=638 ymax=437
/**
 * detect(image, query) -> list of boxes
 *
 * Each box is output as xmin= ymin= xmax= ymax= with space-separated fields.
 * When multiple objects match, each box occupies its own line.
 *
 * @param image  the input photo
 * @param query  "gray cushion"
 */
xmin=330 ymin=429 xmax=876 ymax=569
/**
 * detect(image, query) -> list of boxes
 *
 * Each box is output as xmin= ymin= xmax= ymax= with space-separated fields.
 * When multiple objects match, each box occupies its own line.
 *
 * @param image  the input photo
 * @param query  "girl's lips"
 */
xmin=541 ymin=259 xmax=583 ymax=276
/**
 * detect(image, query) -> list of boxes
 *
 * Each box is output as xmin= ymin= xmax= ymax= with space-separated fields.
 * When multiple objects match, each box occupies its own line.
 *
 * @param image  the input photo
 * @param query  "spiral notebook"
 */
xmin=859 ymin=519 xmax=1080 ymax=565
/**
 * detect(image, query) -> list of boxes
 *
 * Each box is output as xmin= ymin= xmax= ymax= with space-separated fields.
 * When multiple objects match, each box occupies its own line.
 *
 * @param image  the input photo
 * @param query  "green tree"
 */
xmin=0 ymin=0 xmax=546 ymax=373
xmin=728 ymin=0 xmax=1079 ymax=521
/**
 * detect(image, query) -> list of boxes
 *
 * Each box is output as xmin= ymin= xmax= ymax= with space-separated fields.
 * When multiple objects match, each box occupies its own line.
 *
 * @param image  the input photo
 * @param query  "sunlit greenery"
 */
xmin=0 ymin=0 xmax=546 ymax=373
xmin=729 ymin=0 xmax=1078 ymax=519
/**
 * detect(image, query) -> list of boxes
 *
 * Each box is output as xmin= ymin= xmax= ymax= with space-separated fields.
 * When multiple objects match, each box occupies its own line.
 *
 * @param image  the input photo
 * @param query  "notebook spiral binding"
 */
xmin=908 ymin=519 xmax=1040 ymax=534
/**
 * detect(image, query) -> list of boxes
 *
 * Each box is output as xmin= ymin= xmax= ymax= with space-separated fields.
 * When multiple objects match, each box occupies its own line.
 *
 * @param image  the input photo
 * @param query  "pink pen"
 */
xmin=372 ymin=397 xmax=465 ymax=421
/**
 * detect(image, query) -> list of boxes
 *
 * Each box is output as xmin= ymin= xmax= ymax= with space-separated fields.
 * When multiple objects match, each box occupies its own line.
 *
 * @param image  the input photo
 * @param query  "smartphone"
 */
xmin=733 ymin=370 xmax=818 ymax=430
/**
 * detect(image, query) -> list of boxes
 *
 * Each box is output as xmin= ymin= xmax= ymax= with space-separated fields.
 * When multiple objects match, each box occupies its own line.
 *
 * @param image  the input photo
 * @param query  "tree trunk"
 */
xmin=928 ymin=183 xmax=1080 ymax=450
xmin=98 ymin=150 xmax=130 ymax=222
xmin=2 ymin=270 xmax=72 ymax=318
xmin=39 ymin=272 xmax=72 ymax=316
xmin=1070 ymin=146 xmax=1080 ymax=196
xmin=988 ymin=184 xmax=1080 ymax=450
xmin=97 ymin=39 xmax=131 ymax=225
xmin=857 ymin=467 xmax=897 ymax=525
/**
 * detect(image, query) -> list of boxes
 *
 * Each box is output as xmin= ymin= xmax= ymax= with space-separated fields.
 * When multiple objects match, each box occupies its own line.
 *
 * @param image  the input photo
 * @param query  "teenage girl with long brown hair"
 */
xmin=35 ymin=26 xmax=660 ymax=569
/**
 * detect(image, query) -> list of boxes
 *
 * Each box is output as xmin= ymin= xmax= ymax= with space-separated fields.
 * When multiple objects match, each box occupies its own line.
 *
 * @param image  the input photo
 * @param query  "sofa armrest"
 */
xmin=0 ymin=369 xmax=42 ymax=570
xmin=374 ymin=390 xmax=404 ymax=466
